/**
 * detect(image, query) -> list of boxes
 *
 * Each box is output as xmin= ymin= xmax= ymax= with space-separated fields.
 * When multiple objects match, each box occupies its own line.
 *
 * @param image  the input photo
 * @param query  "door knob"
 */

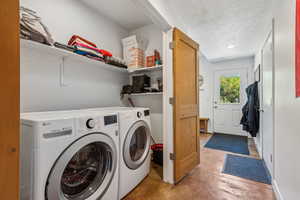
xmin=214 ymin=106 xmax=218 ymax=109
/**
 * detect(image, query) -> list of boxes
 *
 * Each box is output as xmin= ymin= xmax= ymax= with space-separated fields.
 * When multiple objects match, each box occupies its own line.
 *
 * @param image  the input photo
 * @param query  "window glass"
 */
xmin=220 ymin=75 xmax=241 ymax=104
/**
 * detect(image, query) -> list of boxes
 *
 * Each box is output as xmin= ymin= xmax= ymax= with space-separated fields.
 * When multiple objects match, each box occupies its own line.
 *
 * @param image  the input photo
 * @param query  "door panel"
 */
xmin=232 ymin=109 xmax=242 ymax=127
xmin=0 ymin=1 xmax=20 ymax=199
xmin=262 ymin=30 xmax=274 ymax=175
xmin=213 ymin=69 xmax=247 ymax=135
xmin=173 ymin=28 xmax=200 ymax=183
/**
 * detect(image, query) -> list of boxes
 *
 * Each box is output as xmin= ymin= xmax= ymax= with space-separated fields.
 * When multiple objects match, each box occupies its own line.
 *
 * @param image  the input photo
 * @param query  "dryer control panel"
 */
xmin=144 ymin=110 xmax=150 ymax=116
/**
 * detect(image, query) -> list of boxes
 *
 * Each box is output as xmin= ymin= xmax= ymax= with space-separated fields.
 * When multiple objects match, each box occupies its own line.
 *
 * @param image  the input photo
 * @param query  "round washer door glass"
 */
xmin=124 ymin=121 xmax=151 ymax=169
xmin=46 ymin=133 xmax=117 ymax=200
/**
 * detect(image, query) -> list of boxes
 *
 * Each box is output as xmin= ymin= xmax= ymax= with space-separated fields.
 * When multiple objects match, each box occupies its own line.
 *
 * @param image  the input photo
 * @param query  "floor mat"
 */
xmin=222 ymin=154 xmax=271 ymax=185
xmin=204 ymin=133 xmax=250 ymax=155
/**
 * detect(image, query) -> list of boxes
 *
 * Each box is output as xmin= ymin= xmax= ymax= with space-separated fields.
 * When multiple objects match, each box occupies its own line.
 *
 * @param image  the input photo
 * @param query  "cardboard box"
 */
xmin=146 ymin=56 xmax=155 ymax=67
xmin=122 ymin=35 xmax=148 ymax=68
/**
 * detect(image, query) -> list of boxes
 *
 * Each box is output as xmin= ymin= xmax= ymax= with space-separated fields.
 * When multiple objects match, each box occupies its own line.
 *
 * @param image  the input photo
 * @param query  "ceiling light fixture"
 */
xmin=227 ymin=44 xmax=236 ymax=49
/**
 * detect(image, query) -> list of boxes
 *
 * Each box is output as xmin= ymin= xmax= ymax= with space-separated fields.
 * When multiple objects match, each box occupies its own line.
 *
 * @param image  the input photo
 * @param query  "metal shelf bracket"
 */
xmin=60 ymin=56 xmax=68 ymax=87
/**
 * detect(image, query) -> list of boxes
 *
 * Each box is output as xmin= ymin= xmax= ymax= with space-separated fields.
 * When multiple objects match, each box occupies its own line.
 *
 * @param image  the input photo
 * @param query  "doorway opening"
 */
xmin=213 ymin=68 xmax=248 ymax=136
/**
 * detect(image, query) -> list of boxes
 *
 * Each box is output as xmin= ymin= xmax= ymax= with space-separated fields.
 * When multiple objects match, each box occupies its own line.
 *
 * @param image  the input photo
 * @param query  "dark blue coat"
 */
xmin=240 ymin=82 xmax=260 ymax=137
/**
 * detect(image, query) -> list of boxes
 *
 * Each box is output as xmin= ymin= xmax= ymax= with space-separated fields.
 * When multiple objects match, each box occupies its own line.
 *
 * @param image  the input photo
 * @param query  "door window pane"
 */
xmin=220 ymin=75 xmax=241 ymax=104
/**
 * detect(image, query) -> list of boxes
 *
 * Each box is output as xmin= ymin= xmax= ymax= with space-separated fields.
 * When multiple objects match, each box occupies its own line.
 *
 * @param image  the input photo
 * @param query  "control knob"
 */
xmin=86 ymin=118 xmax=96 ymax=129
xmin=137 ymin=112 xmax=142 ymax=118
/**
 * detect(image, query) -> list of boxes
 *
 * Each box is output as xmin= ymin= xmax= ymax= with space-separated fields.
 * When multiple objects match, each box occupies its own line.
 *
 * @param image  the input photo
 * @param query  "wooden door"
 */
xmin=0 ymin=0 xmax=20 ymax=199
xmin=173 ymin=28 xmax=200 ymax=183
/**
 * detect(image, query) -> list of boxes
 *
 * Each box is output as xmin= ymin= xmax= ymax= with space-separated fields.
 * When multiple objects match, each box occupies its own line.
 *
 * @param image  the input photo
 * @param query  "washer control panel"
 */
xmin=77 ymin=114 xmax=118 ymax=134
xmin=77 ymin=117 xmax=99 ymax=133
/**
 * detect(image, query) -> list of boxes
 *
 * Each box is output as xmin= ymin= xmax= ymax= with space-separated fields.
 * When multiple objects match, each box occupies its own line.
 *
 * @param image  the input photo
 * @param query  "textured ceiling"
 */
xmin=81 ymin=0 xmax=153 ymax=31
xmin=81 ymin=0 xmax=272 ymax=60
xmin=161 ymin=0 xmax=273 ymax=61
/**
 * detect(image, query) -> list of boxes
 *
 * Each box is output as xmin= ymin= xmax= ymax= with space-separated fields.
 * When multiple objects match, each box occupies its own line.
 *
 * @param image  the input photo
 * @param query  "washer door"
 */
xmin=46 ymin=133 xmax=117 ymax=200
xmin=123 ymin=121 xmax=151 ymax=170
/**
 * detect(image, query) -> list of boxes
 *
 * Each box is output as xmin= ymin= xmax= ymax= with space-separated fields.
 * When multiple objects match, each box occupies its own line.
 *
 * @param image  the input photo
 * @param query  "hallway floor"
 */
xmin=124 ymin=134 xmax=275 ymax=200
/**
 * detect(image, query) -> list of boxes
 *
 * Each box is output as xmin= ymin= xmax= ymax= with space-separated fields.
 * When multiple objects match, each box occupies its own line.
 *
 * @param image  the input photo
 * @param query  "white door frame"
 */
xmin=162 ymin=29 xmax=174 ymax=184
xmin=212 ymin=67 xmax=249 ymax=135
xmin=130 ymin=0 xmax=174 ymax=184
xmin=260 ymin=20 xmax=275 ymax=179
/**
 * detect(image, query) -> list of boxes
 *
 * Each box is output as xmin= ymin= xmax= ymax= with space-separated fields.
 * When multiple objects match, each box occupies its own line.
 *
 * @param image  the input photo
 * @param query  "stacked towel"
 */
xmin=68 ymin=35 xmax=107 ymax=61
xmin=68 ymin=35 xmax=97 ymax=48
xmin=20 ymin=6 xmax=54 ymax=45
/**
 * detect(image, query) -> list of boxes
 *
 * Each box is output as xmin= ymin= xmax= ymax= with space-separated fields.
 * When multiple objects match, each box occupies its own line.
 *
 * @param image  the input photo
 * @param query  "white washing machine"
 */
xmin=84 ymin=107 xmax=152 ymax=199
xmin=20 ymin=110 xmax=120 ymax=200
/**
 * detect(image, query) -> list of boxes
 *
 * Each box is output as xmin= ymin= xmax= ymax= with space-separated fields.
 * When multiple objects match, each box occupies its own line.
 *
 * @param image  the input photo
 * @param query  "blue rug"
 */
xmin=222 ymin=154 xmax=272 ymax=185
xmin=204 ymin=133 xmax=250 ymax=155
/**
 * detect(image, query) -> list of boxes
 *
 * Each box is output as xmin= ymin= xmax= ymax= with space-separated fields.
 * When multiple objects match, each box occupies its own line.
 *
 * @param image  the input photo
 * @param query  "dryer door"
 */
xmin=123 ymin=121 xmax=151 ymax=170
xmin=46 ymin=133 xmax=117 ymax=200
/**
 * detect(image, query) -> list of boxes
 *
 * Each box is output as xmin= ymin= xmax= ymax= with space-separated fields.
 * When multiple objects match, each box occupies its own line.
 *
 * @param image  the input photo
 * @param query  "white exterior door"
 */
xmin=213 ymin=69 xmax=248 ymax=136
xmin=261 ymin=30 xmax=274 ymax=175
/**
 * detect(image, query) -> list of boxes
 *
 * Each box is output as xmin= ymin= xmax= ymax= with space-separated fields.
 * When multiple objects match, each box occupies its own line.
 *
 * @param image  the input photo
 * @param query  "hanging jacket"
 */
xmin=240 ymin=82 xmax=260 ymax=137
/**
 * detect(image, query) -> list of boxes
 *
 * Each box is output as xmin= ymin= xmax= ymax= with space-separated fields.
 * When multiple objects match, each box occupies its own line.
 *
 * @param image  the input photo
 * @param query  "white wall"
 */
xmin=130 ymin=24 xmax=163 ymax=57
xmin=128 ymin=24 xmax=163 ymax=143
xmin=199 ymin=55 xmax=254 ymax=133
xmin=20 ymin=0 xmax=129 ymax=112
xmin=272 ymin=0 xmax=300 ymax=199
xmin=21 ymin=49 xmax=129 ymax=112
xmin=21 ymin=0 xmax=128 ymax=58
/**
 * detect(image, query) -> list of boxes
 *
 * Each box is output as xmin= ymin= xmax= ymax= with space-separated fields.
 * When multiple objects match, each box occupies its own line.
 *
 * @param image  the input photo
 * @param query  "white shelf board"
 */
xmin=128 ymin=65 xmax=163 ymax=73
xmin=20 ymin=39 xmax=128 ymax=73
xmin=128 ymin=92 xmax=163 ymax=96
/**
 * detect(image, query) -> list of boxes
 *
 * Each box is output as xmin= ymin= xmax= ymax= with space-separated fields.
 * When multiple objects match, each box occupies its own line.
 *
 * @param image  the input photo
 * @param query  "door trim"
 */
xmin=0 ymin=1 xmax=20 ymax=199
xmin=260 ymin=20 xmax=275 ymax=179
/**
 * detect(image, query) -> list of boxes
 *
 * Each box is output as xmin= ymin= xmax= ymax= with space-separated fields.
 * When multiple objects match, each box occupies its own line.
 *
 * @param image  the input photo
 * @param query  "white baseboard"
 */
xmin=273 ymin=180 xmax=284 ymax=200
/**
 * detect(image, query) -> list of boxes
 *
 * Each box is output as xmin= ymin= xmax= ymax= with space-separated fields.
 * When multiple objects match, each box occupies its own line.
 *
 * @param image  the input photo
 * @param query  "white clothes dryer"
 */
xmin=84 ymin=107 xmax=152 ymax=199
